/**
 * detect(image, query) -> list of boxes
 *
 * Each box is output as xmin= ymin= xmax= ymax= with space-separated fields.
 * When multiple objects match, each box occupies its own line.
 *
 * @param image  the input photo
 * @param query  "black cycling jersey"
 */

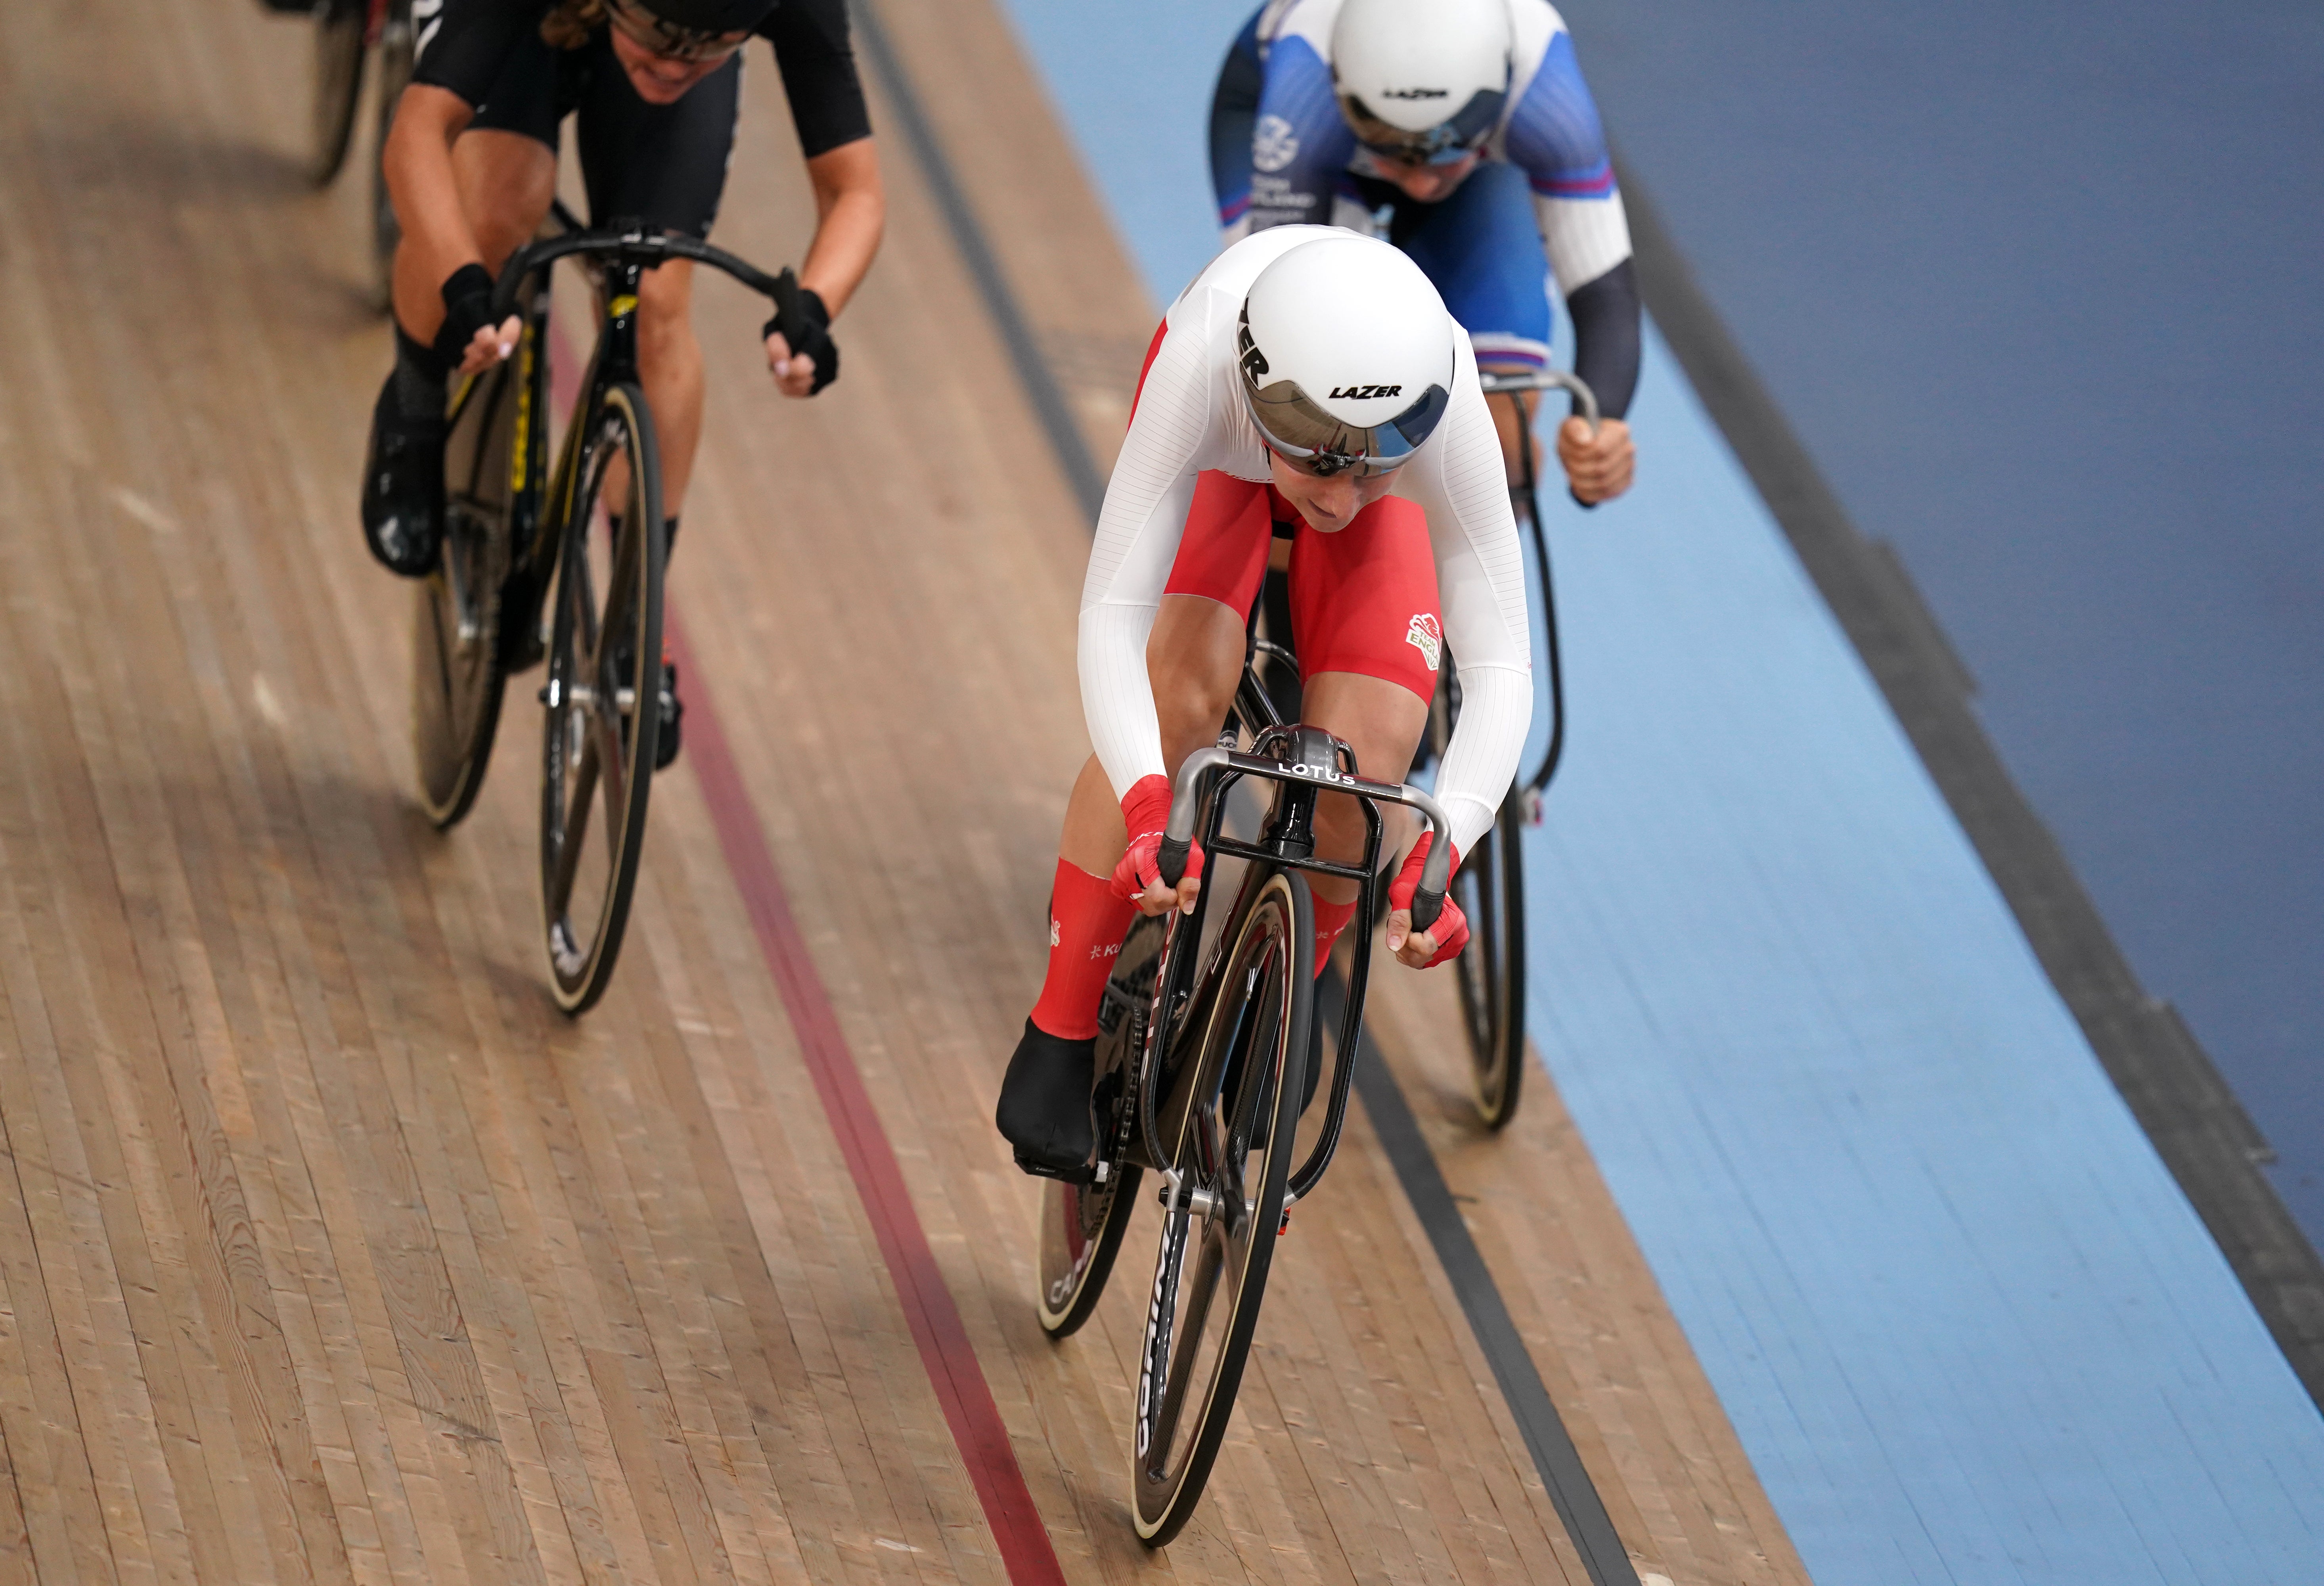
xmin=413 ymin=0 xmax=871 ymax=160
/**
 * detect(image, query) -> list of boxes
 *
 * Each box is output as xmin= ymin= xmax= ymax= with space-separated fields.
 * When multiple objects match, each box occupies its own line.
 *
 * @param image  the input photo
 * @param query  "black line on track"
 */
xmin=1614 ymin=157 xmax=2324 ymax=1408
xmin=852 ymin=1 xmax=1642 ymax=1567
xmin=847 ymin=0 xmax=1108 ymax=523
xmin=1320 ymin=971 xmax=1641 ymax=1586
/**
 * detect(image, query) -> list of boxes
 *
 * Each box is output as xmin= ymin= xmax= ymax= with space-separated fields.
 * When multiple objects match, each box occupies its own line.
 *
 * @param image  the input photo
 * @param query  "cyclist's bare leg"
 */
xmin=1480 ymin=362 xmax=1542 ymax=500
xmin=633 ymin=260 xmax=704 ymax=516
xmin=388 ymin=127 xmax=554 ymax=343
xmin=1057 ymin=594 xmax=1246 ymax=879
xmin=1299 ymin=669 xmax=1428 ymax=906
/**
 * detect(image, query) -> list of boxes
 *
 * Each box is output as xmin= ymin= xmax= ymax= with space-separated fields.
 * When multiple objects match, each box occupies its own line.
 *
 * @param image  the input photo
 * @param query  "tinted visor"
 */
xmin=1244 ymin=366 xmax=1450 ymax=477
xmin=1338 ymin=87 xmax=1506 ymax=164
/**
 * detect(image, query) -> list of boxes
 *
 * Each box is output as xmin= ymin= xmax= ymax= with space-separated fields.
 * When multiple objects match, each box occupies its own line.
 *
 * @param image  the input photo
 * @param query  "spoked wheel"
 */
xmin=1037 ymin=913 xmax=1166 ymax=1337
xmin=540 ymin=384 xmax=665 ymax=1015
xmin=1427 ymin=675 xmax=1530 ymax=1127
xmin=366 ymin=3 xmax=413 ymax=310
xmin=309 ymin=0 xmax=367 ymax=186
xmin=1132 ymin=869 xmax=1312 ymax=1546
xmin=412 ymin=350 xmax=525 ymax=829
xmin=1454 ymin=791 xmax=1528 ymax=1128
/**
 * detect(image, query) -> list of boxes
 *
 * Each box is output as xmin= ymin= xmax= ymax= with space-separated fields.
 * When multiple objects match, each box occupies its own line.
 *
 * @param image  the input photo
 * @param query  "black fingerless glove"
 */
xmin=764 ymin=287 xmax=839 ymax=395
xmin=433 ymin=262 xmax=498 ymax=364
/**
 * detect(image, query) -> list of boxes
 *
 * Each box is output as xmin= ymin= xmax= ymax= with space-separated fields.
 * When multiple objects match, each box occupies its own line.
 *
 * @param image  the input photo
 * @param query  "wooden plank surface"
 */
xmin=0 ymin=0 xmax=1810 ymax=1580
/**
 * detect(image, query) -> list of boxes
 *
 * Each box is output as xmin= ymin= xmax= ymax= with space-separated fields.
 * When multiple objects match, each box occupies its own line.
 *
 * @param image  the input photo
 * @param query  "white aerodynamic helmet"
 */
xmin=1331 ymin=0 xmax=1514 ymax=163
xmin=1237 ymin=234 xmax=1456 ymax=477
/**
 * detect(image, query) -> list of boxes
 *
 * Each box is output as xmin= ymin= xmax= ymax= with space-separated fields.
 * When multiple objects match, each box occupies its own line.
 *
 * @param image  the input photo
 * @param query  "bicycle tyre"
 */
xmin=412 ymin=341 xmax=527 ymax=829
xmin=1456 ymin=790 xmax=1528 ymax=1128
xmin=1426 ymin=678 xmax=1531 ymax=1126
xmin=540 ymin=383 xmax=664 ymax=1015
xmin=309 ymin=0 xmax=366 ymax=186
xmin=366 ymin=4 xmax=413 ymax=312
xmin=1036 ymin=913 xmax=1167 ymax=1337
xmin=1132 ymin=868 xmax=1312 ymax=1546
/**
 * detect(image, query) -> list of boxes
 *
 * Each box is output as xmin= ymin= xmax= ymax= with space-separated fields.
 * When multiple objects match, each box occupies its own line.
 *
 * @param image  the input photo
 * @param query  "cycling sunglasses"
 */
xmin=1338 ymin=87 xmax=1507 ymax=167
xmin=605 ymin=0 xmax=750 ymax=64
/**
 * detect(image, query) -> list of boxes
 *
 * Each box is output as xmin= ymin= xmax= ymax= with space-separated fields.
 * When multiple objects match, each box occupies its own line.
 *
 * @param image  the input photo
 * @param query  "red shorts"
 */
xmin=1162 ymin=471 xmax=1445 ymax=703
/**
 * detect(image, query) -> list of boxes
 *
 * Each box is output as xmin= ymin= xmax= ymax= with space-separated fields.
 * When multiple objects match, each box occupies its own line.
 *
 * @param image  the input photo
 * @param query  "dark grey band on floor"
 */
xmin=1321 ymin=973 xmax=1642 ymax=1586
xmin=852 ymin=0 xmax=1642 ymax=1563
xmin=848 ymin=0 xmax=1108 ymax=522
xmin=1613 ymin=158 xmax=2324 ymax=1408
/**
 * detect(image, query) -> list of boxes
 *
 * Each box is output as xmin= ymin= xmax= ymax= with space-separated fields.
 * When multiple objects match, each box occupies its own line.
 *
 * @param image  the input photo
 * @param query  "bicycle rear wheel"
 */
xmin=1132 ymin=868 xmax=1311 ymax=1546
xmin=540 ymin=383 xmax=664 ymax=1014
xmin=1037 ymin=912 xmax=1166 ymax=1337
xmin=309 ymin=0 xmax=366 ymax=186
xmin=1426 ymin=679 xmax=1530 ymax=1127
xmin=412 ymin=337 xmax=528 ymax=829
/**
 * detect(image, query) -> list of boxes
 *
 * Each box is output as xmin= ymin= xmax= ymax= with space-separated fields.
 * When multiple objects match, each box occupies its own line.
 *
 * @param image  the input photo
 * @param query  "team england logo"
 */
xmin=1405 ymin=613 xmax=1442 ymax=672
xmin=1253 ymin=114 xmax=1300 ymax=173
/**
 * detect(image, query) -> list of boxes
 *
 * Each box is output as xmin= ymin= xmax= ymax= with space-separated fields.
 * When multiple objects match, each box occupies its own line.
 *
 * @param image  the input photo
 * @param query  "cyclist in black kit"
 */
xmin=360 ymin=0 xmax=884 ymax=761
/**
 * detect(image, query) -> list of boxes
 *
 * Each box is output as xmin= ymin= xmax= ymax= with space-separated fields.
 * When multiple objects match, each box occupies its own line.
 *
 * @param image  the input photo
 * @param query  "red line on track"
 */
xmin=665 ymin=617 xmax=1066 ymax=1585
xmin=544 ymin=318 xmax=1064 ymax=1582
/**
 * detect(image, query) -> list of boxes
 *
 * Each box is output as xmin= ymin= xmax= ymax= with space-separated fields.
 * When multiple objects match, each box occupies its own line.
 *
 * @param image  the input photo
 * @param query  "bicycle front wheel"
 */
xmin=540 ymin=383 xmax=665 ymax=1014
xmin=1455 ymin=789 xmax=1528 ymax=1128
xmin=1132 ymin=868 xmax=1312 ymax=1546
xmin=309 ymin=0 xmax=366 ymax=186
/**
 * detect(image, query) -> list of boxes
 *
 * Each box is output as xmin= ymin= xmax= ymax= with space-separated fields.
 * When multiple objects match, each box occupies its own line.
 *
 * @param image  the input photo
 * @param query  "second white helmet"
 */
xmin=1237 ymin=234 xmax=1456 ymax=477
xmin=1331 ymin=0 xmax=1514 ymax=161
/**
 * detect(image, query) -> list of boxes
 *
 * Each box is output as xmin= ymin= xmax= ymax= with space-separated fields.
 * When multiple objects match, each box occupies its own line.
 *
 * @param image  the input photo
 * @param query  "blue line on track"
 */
xmin=994 ymin=2 xmax=2324 ymax=1580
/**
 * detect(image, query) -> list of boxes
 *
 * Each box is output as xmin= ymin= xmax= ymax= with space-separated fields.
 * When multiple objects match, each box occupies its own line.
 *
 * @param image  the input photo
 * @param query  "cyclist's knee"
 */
xmin=634 ymin=263 xmax=701 ymax=369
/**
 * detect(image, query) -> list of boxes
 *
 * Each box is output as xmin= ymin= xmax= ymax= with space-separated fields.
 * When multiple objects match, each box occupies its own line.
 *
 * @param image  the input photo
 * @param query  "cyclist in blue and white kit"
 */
xmin=1211 ymin=0 xmax=1639 ymax=505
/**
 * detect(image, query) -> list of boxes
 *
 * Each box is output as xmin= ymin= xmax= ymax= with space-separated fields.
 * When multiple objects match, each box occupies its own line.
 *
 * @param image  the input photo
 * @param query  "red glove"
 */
xmin=1110 ymin=774 xmax=1205 ymax=907
xmin=1388 ymin=833 xmax=1467 ymax=968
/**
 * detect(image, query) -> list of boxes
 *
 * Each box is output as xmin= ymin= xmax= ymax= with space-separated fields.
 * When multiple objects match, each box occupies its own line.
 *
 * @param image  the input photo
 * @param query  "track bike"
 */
xmin=1031 ymin=640 xmax=1457 ymax=1544
xmin=1418 ymin=365 xmax=1597 ymax=1128
xmin=410 ymin=207 xmax=815 ymax=1012
xmin=307 ymin=0 xmax=413 ymax=307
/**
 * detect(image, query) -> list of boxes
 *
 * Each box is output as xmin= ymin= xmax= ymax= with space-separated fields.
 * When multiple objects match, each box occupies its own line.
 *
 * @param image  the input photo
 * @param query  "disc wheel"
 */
xmin=540 ymin=384 xmax=664 ymax=1015
xmin=412 ymin=349 xmax=524 ymax=829
xmin=1427 ymin=675 xmax=1530 ymax=1128
xmin=309 ymin=0 xmax=366 ymax=186
xmin=1132 ymin=869 xmax=1311 ymax=1546
xmin=366 ymin=4 xmax=413 ymax=310
xmin=1037 ymin=914 xmax=1167 ymax=1337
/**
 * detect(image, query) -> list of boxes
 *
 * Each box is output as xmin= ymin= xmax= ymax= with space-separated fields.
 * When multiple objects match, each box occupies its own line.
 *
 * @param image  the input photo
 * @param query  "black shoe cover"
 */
xmin=361 ymin=371 xmax=446 ymax=577
xmin=655 ymin=657 xmax=683 ymax=770
xmin=996 ymin=1018 xmax=1096 ymax=1174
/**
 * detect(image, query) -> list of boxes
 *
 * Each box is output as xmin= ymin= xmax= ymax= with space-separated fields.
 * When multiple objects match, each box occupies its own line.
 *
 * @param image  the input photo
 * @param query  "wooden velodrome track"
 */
xmin=0 ymin=0 xmax=1814 ymax=1581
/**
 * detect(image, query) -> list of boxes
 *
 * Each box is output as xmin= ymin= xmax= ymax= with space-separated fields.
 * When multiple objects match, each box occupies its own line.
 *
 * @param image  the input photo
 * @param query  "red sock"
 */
xmin=1311 ymin=895 xmax=1357 ymax=978
xmin=1030 ymin=859 xmax=1137 ymax=1040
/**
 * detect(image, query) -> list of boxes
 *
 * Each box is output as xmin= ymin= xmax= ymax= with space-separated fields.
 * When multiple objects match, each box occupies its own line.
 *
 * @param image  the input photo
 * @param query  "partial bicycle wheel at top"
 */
xmin=540 ymin=385 xmax=666 ymax=1014
xmin=308 ymin=0 xmax=368 ymax=186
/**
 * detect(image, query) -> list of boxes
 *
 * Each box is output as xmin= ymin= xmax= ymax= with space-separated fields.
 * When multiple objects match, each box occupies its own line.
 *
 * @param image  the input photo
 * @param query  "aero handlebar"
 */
xmin=1155 ymin=746 xmax=1457 ymax=933
xmin=489 ymin=224 xmax=810 ymax=354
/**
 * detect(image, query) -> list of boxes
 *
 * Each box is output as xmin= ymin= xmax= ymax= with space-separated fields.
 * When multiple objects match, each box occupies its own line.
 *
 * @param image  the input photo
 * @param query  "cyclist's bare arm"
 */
xmin=766 ymin=135 xmax=884 ymax=395
xmin=383 ymin=83 xmax=522 ymax=372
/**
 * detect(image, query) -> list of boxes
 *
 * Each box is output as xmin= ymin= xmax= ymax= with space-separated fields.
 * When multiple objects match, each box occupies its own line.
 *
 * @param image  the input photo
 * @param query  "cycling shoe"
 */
xmin=360 ymin=373 xmax=445 ymax=577
xmin=996 ymin=1018 xmax=1096 ymax=1176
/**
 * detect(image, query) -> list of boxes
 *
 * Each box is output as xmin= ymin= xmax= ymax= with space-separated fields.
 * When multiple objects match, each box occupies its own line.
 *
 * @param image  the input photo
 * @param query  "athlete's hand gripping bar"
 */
xmin=1156 ymin=747 xmax=1456 ymax=929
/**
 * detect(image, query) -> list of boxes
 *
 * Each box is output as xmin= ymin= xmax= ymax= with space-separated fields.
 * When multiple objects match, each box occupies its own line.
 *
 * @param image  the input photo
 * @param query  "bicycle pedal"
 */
xmin=1278 ymin=1209 xmax=1293 ymax=1236
xmin=1013 ymin=1150 xmax=1097 ymax=1186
